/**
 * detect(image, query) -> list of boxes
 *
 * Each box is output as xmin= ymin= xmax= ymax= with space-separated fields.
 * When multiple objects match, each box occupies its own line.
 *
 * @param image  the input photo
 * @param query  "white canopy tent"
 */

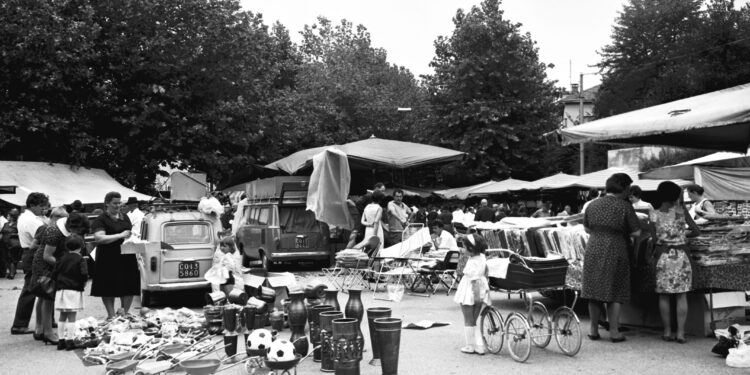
xmin=560 ymin=83 xmax=750 ymax=152
xmin=0 ymin=161 xmax=152 ymax=207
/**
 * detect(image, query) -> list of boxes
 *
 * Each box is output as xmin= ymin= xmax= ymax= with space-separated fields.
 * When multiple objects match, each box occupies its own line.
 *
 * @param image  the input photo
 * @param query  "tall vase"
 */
xmin=309 ymin=304 xmax=334 ymax=362
xmin=324 ymin=289 xmax=341 ymax=311
xmin=344 ymin=289 xmax=365 ymax=351
xmin=374 ymin=318 xmax=402 ymax=375
xmin=288 ymin=291 xmax=309 ymax=357
xmin=319 ymin=310 xmax=344 ymax=373
xmin=332 ymin=318 xmax=363 ymax=375
xmin=366 ymin=307 xmax=392 ymax=366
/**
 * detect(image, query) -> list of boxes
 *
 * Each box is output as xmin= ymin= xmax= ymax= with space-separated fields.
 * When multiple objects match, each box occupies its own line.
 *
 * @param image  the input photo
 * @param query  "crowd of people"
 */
xmin=4 ymin=191 xmax=145 ymax=350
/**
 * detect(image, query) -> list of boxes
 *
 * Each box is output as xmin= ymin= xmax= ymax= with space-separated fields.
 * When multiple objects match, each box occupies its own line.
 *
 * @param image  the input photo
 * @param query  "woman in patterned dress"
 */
xmin=650 ymin=181 xmax=699 ymax=344
xmin=582 ymin=173 xmax=641 ymax=342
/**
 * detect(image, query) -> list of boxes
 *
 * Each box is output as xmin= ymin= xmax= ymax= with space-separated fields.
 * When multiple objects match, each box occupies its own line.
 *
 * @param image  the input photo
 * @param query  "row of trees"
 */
xmin=2 ymin=0 xmax=748 ymax=193
xmin=0 ymin=0 xmax=563 ymax=192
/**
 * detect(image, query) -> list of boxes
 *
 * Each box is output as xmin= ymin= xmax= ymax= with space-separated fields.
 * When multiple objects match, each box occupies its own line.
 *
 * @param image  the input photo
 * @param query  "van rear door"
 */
xmin=159 ymin=221 xmax=215 ymax=284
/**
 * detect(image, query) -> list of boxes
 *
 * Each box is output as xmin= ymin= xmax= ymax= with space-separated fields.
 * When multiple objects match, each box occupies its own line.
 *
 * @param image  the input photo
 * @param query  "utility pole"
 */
xmin=579 ymin=73 xmax=585 ymax=175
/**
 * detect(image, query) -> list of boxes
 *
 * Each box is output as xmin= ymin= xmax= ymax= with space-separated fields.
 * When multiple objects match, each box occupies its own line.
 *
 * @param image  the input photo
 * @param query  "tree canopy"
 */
xmin=424 ymin=0 xmax=561 ymax=183
xmin=596 ymin=0 xmax=750 ymax=118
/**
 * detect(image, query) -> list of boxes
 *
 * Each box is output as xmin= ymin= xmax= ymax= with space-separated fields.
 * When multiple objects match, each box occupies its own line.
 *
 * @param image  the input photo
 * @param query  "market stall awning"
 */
xmin=510 ymin=173 xmax=579 ymax=191
xmin=433 ymin=180 xmax=497 ymax=200
xmin=542 ymin=167 xmax=691 ymax=191
xmin=467 ymin=178 xmax=530 ymax=197
xmin=560 ymin=83 xmax=750 ymax=152
xmin=265 ymin=137 xmax=465 ymax=174
xmin=639 ymin=152 xmax=750 ymax=180
xmin=0 ymin=161 xmax=153 ymax=207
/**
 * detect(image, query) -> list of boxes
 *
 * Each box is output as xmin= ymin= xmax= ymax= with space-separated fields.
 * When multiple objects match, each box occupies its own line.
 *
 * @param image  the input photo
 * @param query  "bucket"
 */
xmin=205 ymin=291 xmax=227 ymax=305
xmin=227 ymin=289 xmax=248 ymax=305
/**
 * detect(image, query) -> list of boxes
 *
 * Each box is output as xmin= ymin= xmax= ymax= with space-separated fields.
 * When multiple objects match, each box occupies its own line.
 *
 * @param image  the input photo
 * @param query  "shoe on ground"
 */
xmin=460 ymin=345 xmax=475 ymax=354
xmin=10 ymin=327 xmax=33 ymax=335
xmin=474 ymin=345 xmax=486 ymax=355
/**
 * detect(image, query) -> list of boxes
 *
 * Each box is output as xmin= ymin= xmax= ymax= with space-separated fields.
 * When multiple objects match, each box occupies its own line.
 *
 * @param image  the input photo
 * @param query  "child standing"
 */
xmin=53 ymin=235 xmax=88 ymax=350
xmin=211 ymin=236 xmax=244 ymax=295
xmin=453 ymin=233 xmax=491 ymax=354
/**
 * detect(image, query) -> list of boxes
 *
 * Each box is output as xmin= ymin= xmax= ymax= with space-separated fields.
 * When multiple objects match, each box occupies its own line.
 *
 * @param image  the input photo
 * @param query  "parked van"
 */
xmin=137 ymin=205 xmax=222 ymax=306
xmin=236 ymin=177 xmax=332 ymax=270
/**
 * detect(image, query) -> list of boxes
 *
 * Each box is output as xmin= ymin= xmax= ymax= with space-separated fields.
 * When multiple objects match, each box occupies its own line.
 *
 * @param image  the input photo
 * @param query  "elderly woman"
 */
xmin=31 ymin=209 xmax=88 ymax=346
xmin=582 ymin=173 xmax=640 ymax=343
xmin=91 ymin=192 xmax=139 ymax=318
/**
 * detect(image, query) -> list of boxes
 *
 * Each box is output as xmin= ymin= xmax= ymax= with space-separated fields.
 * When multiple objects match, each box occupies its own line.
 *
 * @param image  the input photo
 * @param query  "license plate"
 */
xmin=178 ymin=261 xmax=200 ymax=278
xmin=295 ymin=236 xmax=307 ymax=248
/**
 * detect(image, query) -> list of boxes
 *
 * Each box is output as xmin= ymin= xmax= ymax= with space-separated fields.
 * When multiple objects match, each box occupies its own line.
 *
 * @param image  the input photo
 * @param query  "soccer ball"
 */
xmin=267 ymin=339 xmax=296 ymax=362
xmin=247 ymin=329 xmax=273 ymax=350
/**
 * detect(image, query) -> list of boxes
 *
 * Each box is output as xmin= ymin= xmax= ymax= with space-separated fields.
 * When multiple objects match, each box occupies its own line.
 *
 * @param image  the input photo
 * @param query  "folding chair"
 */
xmin=409 ymin=250 xmax=461 ymax=295
xmin=369 ymin=224 xmax=424 ymax=300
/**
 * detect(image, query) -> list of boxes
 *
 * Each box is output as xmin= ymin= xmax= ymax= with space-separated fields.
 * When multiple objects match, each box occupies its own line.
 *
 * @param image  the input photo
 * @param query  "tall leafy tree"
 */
xmin=596 ymin=0 xmax=750 ymax=118
xmin=425 ymin=0 xmax=560 ymax=183
xmin=271 ymin=17 xmax=428 ymax=157
xmin=0 ymin=0 xmax=294 ymax=191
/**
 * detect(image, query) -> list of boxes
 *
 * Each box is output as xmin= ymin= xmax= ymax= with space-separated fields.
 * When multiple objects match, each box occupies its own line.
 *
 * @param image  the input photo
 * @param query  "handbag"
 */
xmin=31 ymin=275 xmax=56 ymax=299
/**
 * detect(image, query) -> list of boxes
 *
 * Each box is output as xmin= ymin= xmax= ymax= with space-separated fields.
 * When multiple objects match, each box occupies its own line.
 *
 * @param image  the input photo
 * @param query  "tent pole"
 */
xmin=579 ymin=73 xmax=585 ymax=175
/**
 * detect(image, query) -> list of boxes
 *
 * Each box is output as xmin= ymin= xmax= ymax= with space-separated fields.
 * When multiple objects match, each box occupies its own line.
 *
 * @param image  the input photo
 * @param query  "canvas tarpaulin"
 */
xmin=538 ymin=167 xmax=691 ymax=191
xmin=433 ymin=180 xmax=497 ymax=200
xmin=306 ymin=148 xmax=355 ymax=230
xmin=695 ymin=167 xmax=750 ymax=200
xmin=639 ymin=152 xmax=750 ymax=180
xmin=0 ymin=161 xmax=152 ymax=206
xmin=466 ymin=178 xmax=530 ymax=197
xmin=265 ymin=136 xmax=465 ymax=174
xmin=560 ymin=83 xmax=750 ymax=152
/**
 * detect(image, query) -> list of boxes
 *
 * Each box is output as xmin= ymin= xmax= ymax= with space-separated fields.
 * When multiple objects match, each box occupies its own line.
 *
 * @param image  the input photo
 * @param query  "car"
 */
xmin=137 ymin=205 xmax=222 ymax=306
xmin=236 ymin=177 xmax=333 ymax=271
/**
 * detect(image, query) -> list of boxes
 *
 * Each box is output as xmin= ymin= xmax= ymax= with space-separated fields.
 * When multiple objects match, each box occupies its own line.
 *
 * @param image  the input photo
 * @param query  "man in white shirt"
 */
xmin=385 ymin=189 xmax=412 ymax=247
xmin=12 ymin=192 xmax=49 ymax=335
xmin=629 ymin=185 xmax=654 ymax=212
xmin=125 ymin=197 xmax=145 ymax=238
xmin=451 ymin=205 xmax=465 ymax=225
xmin=429 ymin=219 xmax=459 ymax=251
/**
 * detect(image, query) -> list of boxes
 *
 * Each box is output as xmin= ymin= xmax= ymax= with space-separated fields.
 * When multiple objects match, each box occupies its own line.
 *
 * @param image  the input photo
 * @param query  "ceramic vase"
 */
xmin=344 ymin=289 xmax=365 ymax=350
xmin=332 ymin=318 xmax=363 ymax=375
xmin=374 ymin=318 xmax=402 ymax=375
xmin=366 ymin=307 xmax=392 ymax=366
xmin=319 ymin=310 xmax=344 ymax=372
xmin=309 ymin=304 xmax=334 ymax=362
xmin=288 ymin=291 xmax=309 ymax=356
xmin=324 ymin=289 xmax=341 ymax=311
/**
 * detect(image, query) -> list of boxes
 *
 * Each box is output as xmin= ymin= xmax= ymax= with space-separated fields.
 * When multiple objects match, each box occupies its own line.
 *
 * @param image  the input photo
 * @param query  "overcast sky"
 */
xmin=240 ymin=0 xmax=749 ymax=90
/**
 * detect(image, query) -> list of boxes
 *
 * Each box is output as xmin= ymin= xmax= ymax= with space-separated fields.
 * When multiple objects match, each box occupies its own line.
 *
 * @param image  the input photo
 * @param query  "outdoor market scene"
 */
xmin=2 ymin=0 xmax=750 ymax=374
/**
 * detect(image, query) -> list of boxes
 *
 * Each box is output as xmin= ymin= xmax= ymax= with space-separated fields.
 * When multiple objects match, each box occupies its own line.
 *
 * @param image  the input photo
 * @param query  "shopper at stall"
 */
xmin=53 ymin=234 xmax=88 ymax=350
xmin=557 ymin=205 xmax=572 ymax=217
xmin=361 ymin=190 xmax=385 ymax=253
xmin=531 ymin=202 xmax=552 ymax=218
xmin=11 ymin=192 xmax=49 ymax=336
xmin=686 ymin=184 xmax=715 ymax=225
xmin=32 ymin=210 xmax=88 ymax=345
xmin=91 ymin=192 xmax=139 ymax=319
xmin=209 ymin=236 xmax=244 ymax=295
xmin=2 ymin=208 xmax=21 ymax=279
xmin=28 ymin=207 xmax=66 ymax=342
xmin=629 ymin=185 xmax=654 ymax=212
xmin=650 ymin=181 xmax=699 ymax=344
xmin=453 ymin=233 xmax=490 ymax=354
xmin=385 ymin=189 xmax=412 ymax=247
xmin=474 ymin=199 xmax=495 ymax=222
xmin=582 ymin=173 xmax=640 ymax=343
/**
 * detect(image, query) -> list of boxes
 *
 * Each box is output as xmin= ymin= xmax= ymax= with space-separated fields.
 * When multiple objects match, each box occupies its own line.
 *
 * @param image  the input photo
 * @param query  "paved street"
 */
xmin=0 ymin=268 xmax=742 ymax=375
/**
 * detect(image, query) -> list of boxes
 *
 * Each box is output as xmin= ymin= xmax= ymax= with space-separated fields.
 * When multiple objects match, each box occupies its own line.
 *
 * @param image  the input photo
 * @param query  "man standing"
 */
xmin=125 ymin=197 xmax=144 ymax=238
xmin=531 ymin=202 xmax=552 ymax=218
xmin=11 ymin=192 xmax=49 ymax=335
xmin=474 ymin=199 xmax=495 ymax=222
xmin=385 ymin=189 xmax=412 ymax=247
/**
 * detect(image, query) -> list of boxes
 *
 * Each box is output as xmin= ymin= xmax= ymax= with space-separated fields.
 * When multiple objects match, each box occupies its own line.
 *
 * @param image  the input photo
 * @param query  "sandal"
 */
xmin=661 ymin=335 xmax=675 ymax=342
xmin=610 ymin=336 xmax=627 ymax=343
xmin=460 ymin=345 xmax=475 ymax=354
xmin=587 ymin=334 xmax=601 ymax=341
xmin=676 ymin=338 xmax=687 ymax=344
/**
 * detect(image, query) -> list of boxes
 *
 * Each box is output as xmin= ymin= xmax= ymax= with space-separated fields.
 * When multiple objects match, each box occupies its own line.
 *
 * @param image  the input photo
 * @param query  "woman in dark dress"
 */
xmin=91 ymin=192 xmax=138 ymax=318
xmin=31 ymin=210 xmax=88 ymax=344
xmin=582 ymin=173 xmax=640 ymax=342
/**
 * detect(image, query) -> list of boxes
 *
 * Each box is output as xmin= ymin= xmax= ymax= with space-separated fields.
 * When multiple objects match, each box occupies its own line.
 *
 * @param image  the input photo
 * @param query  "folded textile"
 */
xmin=487 ymin=257 xmax=510 ymax=279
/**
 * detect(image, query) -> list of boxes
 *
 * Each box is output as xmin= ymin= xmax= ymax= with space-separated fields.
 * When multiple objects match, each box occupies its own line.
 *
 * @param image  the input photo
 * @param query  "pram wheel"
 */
xmin=553 ymin=307 xmax=582 ymax=357
xmin=480 ymin=307 xmax=504 ymax=354
xmin=505 ymin=312 xmax=531 ymax=363
xmin=528 ymin=301 xmax=552 ymax=348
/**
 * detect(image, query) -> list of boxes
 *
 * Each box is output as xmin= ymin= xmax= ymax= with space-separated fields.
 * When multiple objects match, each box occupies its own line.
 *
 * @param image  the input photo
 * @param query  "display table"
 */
xmin=691 ymin=263 xmax=750 ymax=291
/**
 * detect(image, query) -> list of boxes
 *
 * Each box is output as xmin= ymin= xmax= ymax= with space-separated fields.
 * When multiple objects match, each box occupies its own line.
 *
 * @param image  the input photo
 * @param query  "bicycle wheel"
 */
xmin=505 ymin=312 xmax=532 ymax=363
xmin=480 ymin=307 xmax=504 ymax=354
xmin=528 ymin=301 xmax=552 ymax=348
xmin=553 ymin=307 xmax=582 ymax=356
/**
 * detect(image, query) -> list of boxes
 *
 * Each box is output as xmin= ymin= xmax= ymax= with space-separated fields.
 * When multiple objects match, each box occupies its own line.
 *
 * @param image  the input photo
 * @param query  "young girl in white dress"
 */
xmin=360 ymin=191 xmax=385 ymax=253
xmin=454 ymin=233 xmax=491 ymax=354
